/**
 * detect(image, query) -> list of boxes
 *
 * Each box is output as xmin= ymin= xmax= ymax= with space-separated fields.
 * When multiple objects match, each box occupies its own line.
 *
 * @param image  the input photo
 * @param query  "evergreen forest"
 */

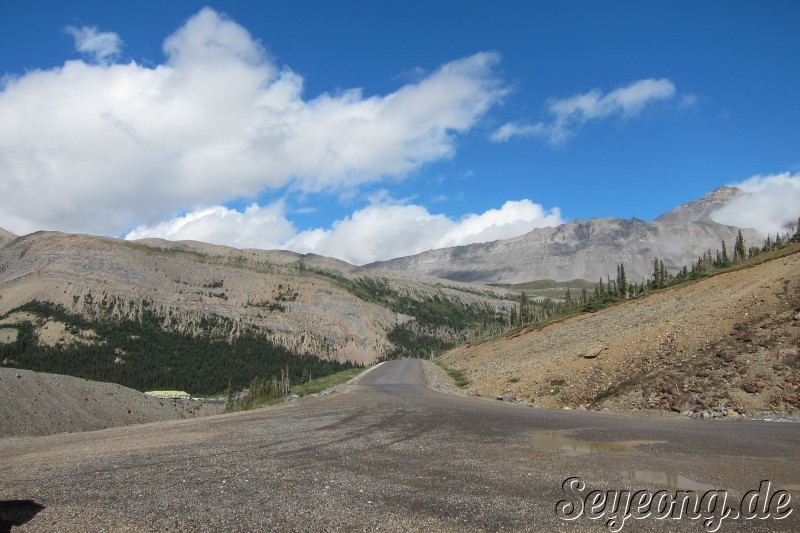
xmin=0 ymin=301 xmax=355 ymax=395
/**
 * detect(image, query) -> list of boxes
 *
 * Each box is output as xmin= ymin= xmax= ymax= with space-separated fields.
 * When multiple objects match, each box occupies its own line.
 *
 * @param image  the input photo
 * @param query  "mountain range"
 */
xmin=367 ymin=187 xmax=762 ymax=284
xmin=0 ymin=185 xmax=774 ymax=384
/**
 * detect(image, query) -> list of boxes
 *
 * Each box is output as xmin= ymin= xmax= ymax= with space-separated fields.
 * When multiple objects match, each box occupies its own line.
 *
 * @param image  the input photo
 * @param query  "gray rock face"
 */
xmin=366 ymin=188 xmax=761 ymax=284
xmin=654 ymin=186 xmax=742 ymax=223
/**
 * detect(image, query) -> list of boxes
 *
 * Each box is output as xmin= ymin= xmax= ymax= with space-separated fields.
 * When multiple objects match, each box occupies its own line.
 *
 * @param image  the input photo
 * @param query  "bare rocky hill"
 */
xmin=0 ymin=227 xmax=15 ymax=249
xmin=0 ymin=367 xmax=221 ymax=437
xmin=0 ymin=231 xmax=519 ymax=366
xmin=367 ymin=187 xmax=763 ymax=284
xmin=439 ymin=244 xmax=800 ymax=418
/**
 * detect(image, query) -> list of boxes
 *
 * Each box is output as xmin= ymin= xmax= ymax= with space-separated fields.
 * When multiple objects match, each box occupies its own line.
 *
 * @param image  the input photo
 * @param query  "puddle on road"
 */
xmin=623 ymin=470 xmax=718 ymax=492
xmin=531 ymin=430 xmax=663 ymax=456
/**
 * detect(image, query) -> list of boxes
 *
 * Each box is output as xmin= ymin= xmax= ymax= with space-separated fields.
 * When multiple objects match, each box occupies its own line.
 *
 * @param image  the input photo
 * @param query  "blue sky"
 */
xmin=1 ymin=1 xmax=798 ymax=264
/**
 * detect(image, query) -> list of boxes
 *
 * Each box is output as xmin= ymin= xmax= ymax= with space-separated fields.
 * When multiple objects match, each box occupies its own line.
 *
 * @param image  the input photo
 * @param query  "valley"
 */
xmin=0 ymin=189 xmax=799 ymax=531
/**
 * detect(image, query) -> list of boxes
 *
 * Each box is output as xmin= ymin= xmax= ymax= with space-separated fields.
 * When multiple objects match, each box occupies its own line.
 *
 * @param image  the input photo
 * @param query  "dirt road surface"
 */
xmin=1 ymin=359 xmax=798 ymax=531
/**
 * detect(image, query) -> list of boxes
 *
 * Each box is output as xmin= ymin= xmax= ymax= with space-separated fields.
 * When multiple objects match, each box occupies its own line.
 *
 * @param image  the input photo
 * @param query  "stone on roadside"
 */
xmin=582 ymin=346 xmax=605 ymax=359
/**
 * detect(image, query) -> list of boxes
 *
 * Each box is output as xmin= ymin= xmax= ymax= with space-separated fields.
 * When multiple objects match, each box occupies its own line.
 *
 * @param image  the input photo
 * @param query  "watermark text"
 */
xmin=556 ymin=477 xmax=792 ymax=532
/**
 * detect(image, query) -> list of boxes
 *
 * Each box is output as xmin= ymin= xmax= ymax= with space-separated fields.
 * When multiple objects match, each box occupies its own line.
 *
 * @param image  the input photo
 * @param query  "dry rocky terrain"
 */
xmin=440 ymin=244 xmax=800 ymax=418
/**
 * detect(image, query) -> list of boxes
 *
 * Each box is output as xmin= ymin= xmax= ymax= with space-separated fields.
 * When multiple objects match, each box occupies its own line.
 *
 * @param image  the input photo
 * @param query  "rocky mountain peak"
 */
xmin=655 ymin=186 xmax=743 ymax=222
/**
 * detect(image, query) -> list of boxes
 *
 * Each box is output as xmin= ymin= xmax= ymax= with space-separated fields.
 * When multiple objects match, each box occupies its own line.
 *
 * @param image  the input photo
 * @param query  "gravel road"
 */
xmin=1 ymin=359 xmax=799 ymax=531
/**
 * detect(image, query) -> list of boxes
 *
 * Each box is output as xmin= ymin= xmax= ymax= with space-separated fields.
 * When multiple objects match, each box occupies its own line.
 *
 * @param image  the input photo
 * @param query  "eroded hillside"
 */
xmin=0 ymin=231 xmax=520 ymax=371
xmin=440 ymin=244 xmax=800 ymax=417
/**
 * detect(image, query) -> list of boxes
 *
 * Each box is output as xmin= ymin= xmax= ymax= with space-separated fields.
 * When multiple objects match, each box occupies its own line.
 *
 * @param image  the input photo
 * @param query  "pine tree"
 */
xmin=734 ymin=230 xmax=746 ymax=263
xmin=793 ymin=218 xmax=800 ymax=243
xmin=519 ymin=292 xmax=529 ymax=325
xmin=616 ymin=263 xmax=627 ymax=299
xmin=652 ymin=258 xmax=660 ymax=289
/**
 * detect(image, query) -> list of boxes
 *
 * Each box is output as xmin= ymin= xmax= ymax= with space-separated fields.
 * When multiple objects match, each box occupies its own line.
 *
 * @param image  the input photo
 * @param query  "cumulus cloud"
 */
xmin=125 ymin=198 xmax=563 ymax=265
xmin=125 ymin=202 xmax=295 ymax=250
xmin=710 ymin=172 xmax=800 ymax=236
xmin=286 ymin=197 xmax=562 ymax=264
xmin=284 ymin=195 xmax=563 ymax=265
xmin=65 ymin=26 xmax=123 ymax=63
xmin=492 ymin=78 xmax=677 ymax=144
xmin=0 ymin=8 xmax=505 ymax=236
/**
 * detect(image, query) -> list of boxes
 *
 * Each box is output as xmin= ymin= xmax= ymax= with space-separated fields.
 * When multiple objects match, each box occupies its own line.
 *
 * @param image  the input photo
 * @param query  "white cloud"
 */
xmin=285 ymin=203 xmax=452 ymax=265
xmin=0 ymin=8 xmax=505 ymax=236
xmin=285 ymin=198 xmax=563 ymax=264
xmin=492 ymin=78 xmax=677 ymax=144
xmin=491 ymin=122 xmax=547 ymax=143
xmin=437 ymin=200 xmax=562 ymax=247
xmin=125 ymin=198 xmax=563 ymax=265
xmin=65 ymin=26 xmax=123 ymax=63
xmin=125 ymin=202 xmax=295 ymax=249
xmin=710 ymin=172 xmax=800 ymax=236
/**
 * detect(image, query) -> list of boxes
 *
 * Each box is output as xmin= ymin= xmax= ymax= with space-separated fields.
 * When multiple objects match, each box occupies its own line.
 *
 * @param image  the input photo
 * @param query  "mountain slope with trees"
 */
xmin=439 ymin=241 xmax=800 ymax=417
xmin=0 ymin=231 xmax=522 ymax=394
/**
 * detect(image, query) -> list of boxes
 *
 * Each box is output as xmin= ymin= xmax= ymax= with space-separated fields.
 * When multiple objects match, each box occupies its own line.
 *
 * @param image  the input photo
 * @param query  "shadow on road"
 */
xmin=0 ymin=500 xmax=45 ymax=533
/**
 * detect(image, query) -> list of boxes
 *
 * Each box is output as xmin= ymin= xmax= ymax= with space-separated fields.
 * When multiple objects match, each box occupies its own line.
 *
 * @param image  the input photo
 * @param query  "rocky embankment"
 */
xmin=0 ymin=367 xmax=222 ymax=437
xmin=440 ymin=245 xmax=800 ymax=418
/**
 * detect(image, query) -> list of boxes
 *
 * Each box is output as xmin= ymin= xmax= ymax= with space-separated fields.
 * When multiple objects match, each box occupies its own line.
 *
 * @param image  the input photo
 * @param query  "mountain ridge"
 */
xmin=366 ymin=187 xmax=762 ymax=284
xmin=0 ymin=230 xmax=520 ymax=370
